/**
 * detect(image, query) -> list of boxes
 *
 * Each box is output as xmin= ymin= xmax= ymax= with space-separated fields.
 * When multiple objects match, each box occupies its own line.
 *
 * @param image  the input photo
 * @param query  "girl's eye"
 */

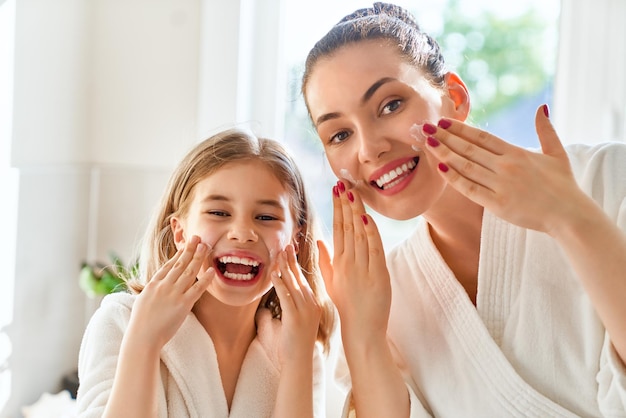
xmin=207 ymin=210 xmax=229 ymax=217
xmin=329 ymin=130 xmax=350 ymax=144
xmin=257 ymin=214 xmax=278 ymax=221
xmin=381 ymin=99 xmax=402 ymax=115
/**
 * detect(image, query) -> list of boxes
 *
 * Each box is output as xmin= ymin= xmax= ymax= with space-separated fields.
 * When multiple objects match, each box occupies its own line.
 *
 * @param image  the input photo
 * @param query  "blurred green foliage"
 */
xmin=79 ymin=253 xmax=138 ymax=297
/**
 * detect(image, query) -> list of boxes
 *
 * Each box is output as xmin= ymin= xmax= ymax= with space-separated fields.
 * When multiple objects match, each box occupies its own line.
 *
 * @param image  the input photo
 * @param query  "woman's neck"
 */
xmin=423 ymin=188 xmax=484 ymax=304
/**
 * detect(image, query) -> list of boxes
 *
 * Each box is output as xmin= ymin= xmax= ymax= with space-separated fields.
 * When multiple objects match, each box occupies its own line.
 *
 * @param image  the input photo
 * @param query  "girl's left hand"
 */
xmin=270 ymin=245 xmax=322 ymax=366
xmin=420 ymin=105 xmax=590 ymax=236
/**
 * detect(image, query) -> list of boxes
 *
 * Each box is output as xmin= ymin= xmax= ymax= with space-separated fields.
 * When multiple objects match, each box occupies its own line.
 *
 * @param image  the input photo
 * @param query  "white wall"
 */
xmin=0 ymin=0 xmax=286 ymax=416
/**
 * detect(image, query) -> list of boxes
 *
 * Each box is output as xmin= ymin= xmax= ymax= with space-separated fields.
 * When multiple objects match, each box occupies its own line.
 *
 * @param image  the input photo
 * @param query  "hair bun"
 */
xmin=337 ymin=2 xmax=421 ymax=31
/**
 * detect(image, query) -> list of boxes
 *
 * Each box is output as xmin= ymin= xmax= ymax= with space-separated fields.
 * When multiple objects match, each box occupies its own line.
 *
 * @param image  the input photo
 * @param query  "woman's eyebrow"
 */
xmin=315 ymin=77 xmax=397 ymax=128
xmin=361 ymin=77 xmax=396 ymax=104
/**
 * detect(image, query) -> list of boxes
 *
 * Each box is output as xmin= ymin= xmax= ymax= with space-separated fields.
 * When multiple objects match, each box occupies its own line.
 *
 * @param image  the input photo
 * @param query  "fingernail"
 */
xmin=347 ymin=191 xmax=354 ymax=202
xmin=422 ymin=123 xmax=437 ymax=135
xmin=543 ymin=104 xmax=550 ymax=118
xmin=332 ymin=185 xmax=339 ymax=197
xmin=337 ymin=181 xmax=346 ymax=192
xmin=426 ymin=136 xmax=440 ymax=147
xmin=361 ymin=214 xmax=368 ymax=225
xmin=437 ymin=119 xmax=452 ymax=129
xmin=438 ymin=162 xmax=449 ymax=173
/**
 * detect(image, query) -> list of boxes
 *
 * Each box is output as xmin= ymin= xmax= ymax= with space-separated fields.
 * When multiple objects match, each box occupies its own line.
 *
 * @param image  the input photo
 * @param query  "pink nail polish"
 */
xmin=438 ymin=119 xmax=452 ymax=129
xmin=347 ymin=191 xmax=354 ymax=202
xmin=438 ymin=162 xmax=449 ymax=173
xmin=337 ymin=181 xmax=346 ymax=192
xmin=426 ymin=136 xmax=440 ymax=147
xmin=543 ymin=104 xmax=550 ymax=118
xmin=332 ymin=185 xmax=339 ymax=197
xmin=422 ymin=123 xmax=437 ymax=135
xmin=361 ymin=214 xmax=368 ymax=225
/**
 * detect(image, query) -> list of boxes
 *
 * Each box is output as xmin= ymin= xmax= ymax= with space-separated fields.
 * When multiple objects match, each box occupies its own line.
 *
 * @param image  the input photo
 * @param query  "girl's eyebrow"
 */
xmin=201 ymin=195 xmax=285 ymax=210
xmin=315 ymin=77 xmax=397 ymax=128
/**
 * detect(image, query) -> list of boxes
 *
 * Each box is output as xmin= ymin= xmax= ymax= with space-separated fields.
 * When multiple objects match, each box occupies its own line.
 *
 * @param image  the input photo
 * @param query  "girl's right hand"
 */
xmin=127 ymin=235 xmax=215 ymax=348
xmin=318 ymin=182 xmax=392 ymax=344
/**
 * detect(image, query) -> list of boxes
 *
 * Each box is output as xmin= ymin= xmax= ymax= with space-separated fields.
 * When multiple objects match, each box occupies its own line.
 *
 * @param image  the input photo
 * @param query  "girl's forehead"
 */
xmin=193 ymin=160 xmax=292 ymax=204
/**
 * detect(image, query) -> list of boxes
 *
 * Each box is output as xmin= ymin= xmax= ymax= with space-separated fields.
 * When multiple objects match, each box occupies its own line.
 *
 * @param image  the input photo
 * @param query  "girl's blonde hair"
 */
xmin=129 ymin=128 xmax=335 ymax=352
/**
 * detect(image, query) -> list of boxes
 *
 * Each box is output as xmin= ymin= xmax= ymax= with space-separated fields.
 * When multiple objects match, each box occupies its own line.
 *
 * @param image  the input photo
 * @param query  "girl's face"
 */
xmin=171 ymin=160 xmax=299 ymax=307
xmin=305 ymin=40 xmax=467 ymax=220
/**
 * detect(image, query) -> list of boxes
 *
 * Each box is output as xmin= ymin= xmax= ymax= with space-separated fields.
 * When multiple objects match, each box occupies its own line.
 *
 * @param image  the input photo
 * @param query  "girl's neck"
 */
xmin=423 ymin=188 xmax=484 ymax=304
xmin=193 ymin=293 xmax=258 ymax=350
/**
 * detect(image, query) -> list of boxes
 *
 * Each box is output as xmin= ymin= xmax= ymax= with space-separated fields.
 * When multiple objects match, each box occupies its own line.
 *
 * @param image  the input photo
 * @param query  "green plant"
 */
xmin=79 ymin=253 xmax=138 ymax=297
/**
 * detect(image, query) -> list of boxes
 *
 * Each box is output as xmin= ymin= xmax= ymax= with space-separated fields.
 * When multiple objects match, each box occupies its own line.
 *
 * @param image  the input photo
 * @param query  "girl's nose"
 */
xmin=227 ymin=221 xmax=258 ymax=243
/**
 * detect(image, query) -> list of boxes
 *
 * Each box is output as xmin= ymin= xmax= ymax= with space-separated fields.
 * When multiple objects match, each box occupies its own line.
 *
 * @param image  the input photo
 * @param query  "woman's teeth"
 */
xmin=374 ymin=158 xmax=418 ymax=189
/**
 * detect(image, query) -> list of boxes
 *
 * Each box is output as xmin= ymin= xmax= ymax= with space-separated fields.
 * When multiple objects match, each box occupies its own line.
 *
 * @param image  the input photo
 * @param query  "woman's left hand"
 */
xmin=420 ymin=105 xmax=590 ymax=236
xmin=270 ymin=245 xmax=322 ymax=366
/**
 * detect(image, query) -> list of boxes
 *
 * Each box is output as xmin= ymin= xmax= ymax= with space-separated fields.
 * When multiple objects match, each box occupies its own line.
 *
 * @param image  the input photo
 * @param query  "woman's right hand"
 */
xmin=318 ymin=182 xmax=392 ymax=344
xmin=127 ymin=235 xmax=215 ymax=348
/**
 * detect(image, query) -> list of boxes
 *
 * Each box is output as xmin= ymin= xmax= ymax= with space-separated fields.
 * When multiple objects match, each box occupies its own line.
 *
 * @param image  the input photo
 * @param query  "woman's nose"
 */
xmin=357 ymin=129 xmax=391 ymax=163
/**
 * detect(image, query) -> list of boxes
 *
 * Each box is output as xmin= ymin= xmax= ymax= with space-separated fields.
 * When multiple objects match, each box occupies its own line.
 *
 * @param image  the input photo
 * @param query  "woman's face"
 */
xmin=171 ymin=160 xmax=298 ymax=307
xmin=305 ymin=40 xmax=462 ymax=220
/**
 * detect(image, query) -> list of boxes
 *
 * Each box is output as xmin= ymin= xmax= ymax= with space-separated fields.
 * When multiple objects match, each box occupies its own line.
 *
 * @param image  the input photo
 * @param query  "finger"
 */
xmin=359 ymin=213 xmax=386 ymax=272
xmin=436 ymin=160 xmax=496 ymax=207
xmin=277 ymin=250 xmax=306 ymax=310
xmin=332 ymin=183 xmax=345 ymax=257
xmin=152 ymin=247 xmax=184 ymax=281
xmin=168 ymin=237 xmax=206 ymax=290
xmin=317 ymin=240 xmax=334 ymax=291
xmin=270 ymin=266 xmax=295 ymax=312
xmin=346 ymin=189 xmax=372 ymax=263
xmin=534 ymin=104 xmax=567 ymax=158
xmin=430 ymin=118 xmax=509 ymax=156
xmin=286 ymin=244 xmax=315 ymax=303
xmin=339 ymin=184 xmax=356 ymax=261
xmin=186 ymin=266 xmax=215 ymax=302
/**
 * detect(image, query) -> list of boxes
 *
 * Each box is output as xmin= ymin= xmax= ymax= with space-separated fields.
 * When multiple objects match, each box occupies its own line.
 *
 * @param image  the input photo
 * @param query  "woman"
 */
xmin=302 ymin=2 xmax=626 ymax=417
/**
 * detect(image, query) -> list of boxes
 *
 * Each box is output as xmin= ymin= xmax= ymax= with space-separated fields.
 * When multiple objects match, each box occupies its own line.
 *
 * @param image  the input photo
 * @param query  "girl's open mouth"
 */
xmin=216 ymin=255 xmax=262 ymax=284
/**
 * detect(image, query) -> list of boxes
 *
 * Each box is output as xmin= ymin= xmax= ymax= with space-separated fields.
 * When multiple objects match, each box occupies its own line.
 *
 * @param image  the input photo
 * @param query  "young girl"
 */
xmin=301 ymin=2 xmax=626 ymax=417
xmin=75 ymin=129 xmax=335 ymax=417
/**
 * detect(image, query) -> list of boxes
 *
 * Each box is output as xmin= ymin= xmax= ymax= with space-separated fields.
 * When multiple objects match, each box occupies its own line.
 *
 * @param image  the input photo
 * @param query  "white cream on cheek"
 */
xmin=409 ymin=121 xmax=430 ymax=152
xmin=339 ymin=168 xmax=362 ymax=187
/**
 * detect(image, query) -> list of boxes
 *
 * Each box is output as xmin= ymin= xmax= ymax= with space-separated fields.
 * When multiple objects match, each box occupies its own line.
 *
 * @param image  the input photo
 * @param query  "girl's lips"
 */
xmin=213 ymin=251 xmax=265 ymax=287
xmin=369 ymin=157 xmax=419 ymax=192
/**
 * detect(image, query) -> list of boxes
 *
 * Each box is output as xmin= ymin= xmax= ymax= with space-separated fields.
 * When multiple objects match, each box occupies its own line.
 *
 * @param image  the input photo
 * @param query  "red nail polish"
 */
xmin=332 ymin=185 xmax=339 ymax=197
xmin=438 ymin=162 xmax=449 ymax=172
xmin=337 ymin=181 xmax=346 ymax=192
xmin=347 ymin=191 xmax=354 ymax=202
xmin=422 ymin=123 xmax=437 ymax=135
xmin=426 ymin=136 xmax=440 ymax=147
xmin=438 ymin=119 xmax=452 ymax=129
xmin=543 ymin=104 xmax=550 ymax=118
xmin=361 ymin=214 xmax=368 ymax=225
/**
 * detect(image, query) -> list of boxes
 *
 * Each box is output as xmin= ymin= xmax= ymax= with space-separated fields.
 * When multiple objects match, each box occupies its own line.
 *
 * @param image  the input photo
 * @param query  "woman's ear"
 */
xmin=444 ymin=72 xmax=471 ymax=121
xmin=170 ymin=217 xmax=186 ymax=250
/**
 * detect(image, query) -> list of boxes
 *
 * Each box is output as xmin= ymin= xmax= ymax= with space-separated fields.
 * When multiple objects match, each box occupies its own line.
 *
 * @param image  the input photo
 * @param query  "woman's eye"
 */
xmin=329 ymin=130 xmax=350 ymax=144
xmin=381 ymin=99 xmax=402 ymax=115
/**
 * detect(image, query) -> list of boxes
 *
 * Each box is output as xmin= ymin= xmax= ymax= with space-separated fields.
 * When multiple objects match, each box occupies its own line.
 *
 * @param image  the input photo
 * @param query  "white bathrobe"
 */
xmin=337 ymin=142 xmax=626 ymax=417
xmin=76 ymin=292 xmax=326 ymax=418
